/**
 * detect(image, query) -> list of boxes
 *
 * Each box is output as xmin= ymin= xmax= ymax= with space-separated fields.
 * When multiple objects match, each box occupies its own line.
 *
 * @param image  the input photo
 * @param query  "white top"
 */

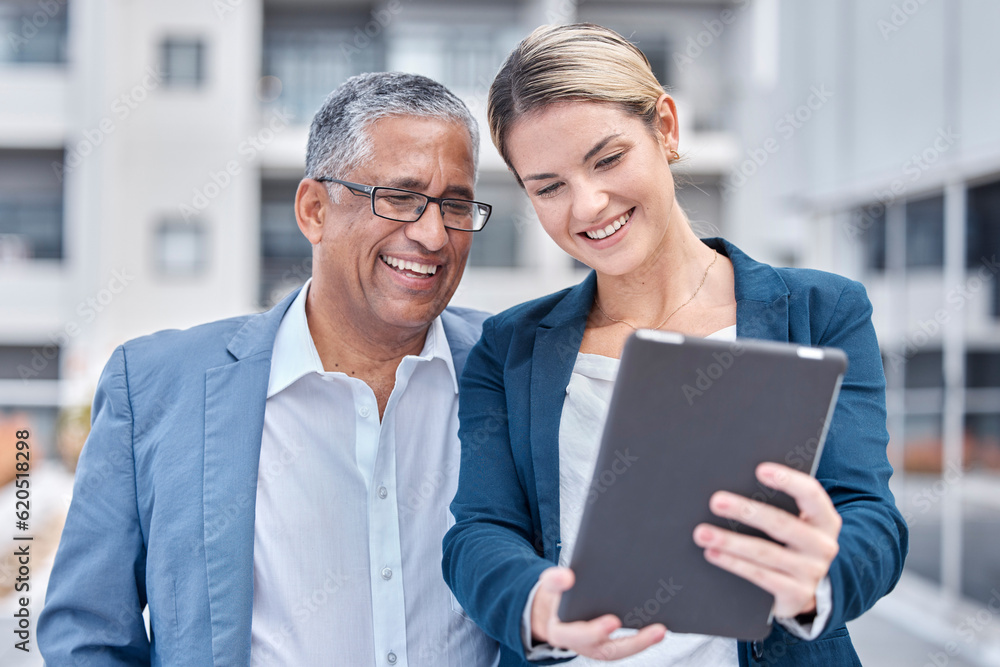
xmin=250 ymin=280 xmax=499 ymax=667
xmin=524 ymin=325 xmax=832 ymax=664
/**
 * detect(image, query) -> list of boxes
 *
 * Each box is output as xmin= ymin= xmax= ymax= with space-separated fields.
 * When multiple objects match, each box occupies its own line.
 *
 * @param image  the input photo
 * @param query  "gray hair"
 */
xmin=305 ymin=72 xmax=480 ymax=200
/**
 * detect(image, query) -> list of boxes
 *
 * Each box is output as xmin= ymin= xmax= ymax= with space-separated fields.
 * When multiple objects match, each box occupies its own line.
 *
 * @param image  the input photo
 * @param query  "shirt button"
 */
xmin=359 ymin=406 xmax=371 ymax=418
xmin=387 ymin=652 xmax=397 ymax=664
xmin=381 ymin=567 xmax=392 ymax=580
xmin=377 ymin=486 xmax=388 ymax=499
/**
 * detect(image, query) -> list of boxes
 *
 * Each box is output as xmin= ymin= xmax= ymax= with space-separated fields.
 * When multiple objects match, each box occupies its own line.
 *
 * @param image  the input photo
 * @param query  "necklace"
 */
xmin=594 ymin=249 xmax=718 ymax=331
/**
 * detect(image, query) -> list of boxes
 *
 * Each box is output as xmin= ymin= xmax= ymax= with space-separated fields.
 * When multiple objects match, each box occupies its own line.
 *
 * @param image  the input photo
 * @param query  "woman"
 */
xmin=443 ymin=24 xmax=907 ymax=666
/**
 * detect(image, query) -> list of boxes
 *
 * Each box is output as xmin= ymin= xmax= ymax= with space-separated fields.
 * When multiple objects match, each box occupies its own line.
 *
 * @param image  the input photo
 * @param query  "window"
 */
xmin=965 ymin=414 xmax=1000 ymax=470
xmin=905 ymin=194 xmax=944 ymax=269
xmin=0 ymin=149 xmax=64 ymax=261
xmin=155 ymin=219 xmax=208 ymax=276
xmin=0 ymin=0 xmax=68 ymax=64
xmin=161 ymin=37 xmax=205 ymax=87
xmin=905 ymin=350 xmax=943 ymax=389
xmin=852 ymin=204 xmax=886 ymax=272
xmin=633 ymin=35 xmax=672 ymax=90
xmin=967 ymin=179 xmax=1000 ymax=318
xmin=260 ymin=179 xmax=311 ymax=306
xmin=263 ymin=9 xmax=383 ymax=122
xmin=967 ymin=352 xmax=1000 ymax=389
xmin=0 ymin=344 xmax=60 ymax=381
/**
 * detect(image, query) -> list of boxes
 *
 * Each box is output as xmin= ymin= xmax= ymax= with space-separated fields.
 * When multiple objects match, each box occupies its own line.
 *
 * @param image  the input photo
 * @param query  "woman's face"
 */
xmin=505 ymin=96 xmax=680 ymax=276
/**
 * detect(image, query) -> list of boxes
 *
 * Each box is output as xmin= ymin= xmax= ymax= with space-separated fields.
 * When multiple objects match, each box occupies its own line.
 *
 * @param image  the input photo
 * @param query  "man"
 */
xmin=38 ymin=72 xmax=499 ymax=666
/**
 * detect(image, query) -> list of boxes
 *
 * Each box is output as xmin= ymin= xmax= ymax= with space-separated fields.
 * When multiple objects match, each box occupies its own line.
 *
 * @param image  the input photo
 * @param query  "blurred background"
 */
xmin=2 ymin=0 xmax=999 ymax=664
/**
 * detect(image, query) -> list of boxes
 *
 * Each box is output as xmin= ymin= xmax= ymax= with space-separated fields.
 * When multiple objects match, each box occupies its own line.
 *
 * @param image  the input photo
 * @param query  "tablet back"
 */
xmin=557 ymin=331 xmax=847 ymax=641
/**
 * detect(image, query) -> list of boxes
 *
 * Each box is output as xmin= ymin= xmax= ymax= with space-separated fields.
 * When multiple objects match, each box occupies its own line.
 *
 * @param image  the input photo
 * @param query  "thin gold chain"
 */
xmin=593 ymin=249 xmax=719 ymax=331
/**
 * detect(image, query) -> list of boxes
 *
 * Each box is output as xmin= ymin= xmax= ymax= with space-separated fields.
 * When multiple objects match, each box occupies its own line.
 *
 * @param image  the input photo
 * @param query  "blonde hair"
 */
xmin=488 ymin=23 xmax=667 ymax=186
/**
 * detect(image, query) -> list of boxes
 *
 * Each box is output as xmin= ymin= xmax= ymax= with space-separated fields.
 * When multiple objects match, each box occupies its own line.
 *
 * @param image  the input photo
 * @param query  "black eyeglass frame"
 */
xmin=315 ymin=177 xmax=492 ymax=232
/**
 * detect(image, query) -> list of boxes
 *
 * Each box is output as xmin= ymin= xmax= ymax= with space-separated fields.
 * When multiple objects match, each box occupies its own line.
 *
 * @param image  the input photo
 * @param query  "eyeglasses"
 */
xmin=315 ymin=177 xmax=492 ymax=232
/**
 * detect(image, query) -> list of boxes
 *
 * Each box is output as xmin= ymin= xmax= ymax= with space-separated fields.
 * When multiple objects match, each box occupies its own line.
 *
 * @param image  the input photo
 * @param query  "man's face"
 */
xmin=308 ymin=115 xmax=476 ymax=335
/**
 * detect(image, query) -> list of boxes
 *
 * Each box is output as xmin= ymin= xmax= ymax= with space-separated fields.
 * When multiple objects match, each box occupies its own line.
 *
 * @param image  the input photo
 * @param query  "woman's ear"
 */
xmin=295 ymin=179 xmax=328 ymax=245
xmin=653 ymin=93 xmax=680 ymax=156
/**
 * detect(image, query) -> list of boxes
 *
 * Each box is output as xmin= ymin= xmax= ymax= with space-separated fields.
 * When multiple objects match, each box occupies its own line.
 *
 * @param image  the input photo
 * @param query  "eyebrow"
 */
xmin=386 ymin=177 xmax=474 ymax=200
xmin=522 ymin=133 xmax=623 ymax=182
xmin=583 ymin=133 xmax=621 ymax=163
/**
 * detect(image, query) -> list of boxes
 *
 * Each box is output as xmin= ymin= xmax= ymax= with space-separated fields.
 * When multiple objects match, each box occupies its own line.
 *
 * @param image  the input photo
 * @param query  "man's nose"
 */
xmin=404 ymin=201 xmax=450 ymax=252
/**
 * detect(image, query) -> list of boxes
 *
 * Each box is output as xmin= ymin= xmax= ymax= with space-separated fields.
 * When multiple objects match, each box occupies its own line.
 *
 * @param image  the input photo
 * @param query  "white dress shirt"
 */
xmin=250 ymin=280 xmax=499 ymax=667
xmin=523 ymin=325 xmax=832 ymax=664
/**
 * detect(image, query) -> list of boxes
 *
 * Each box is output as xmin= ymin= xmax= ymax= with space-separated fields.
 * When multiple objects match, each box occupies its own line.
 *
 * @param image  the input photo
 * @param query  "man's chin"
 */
xmin=374 ymin=302 xmax=449 ymax=335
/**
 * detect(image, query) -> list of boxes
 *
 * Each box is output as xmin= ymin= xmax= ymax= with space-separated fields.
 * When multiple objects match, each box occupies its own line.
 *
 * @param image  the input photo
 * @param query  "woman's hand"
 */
xmin=694 ymin=462 xmax=842 ymax=618
xmin=530 ymin=567 xmax=667 ymax=660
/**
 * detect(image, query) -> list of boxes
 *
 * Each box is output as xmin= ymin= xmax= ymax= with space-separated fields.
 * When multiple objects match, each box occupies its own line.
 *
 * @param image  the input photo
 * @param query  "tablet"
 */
xmin=557 ymin=330 xmax=847 ymax=641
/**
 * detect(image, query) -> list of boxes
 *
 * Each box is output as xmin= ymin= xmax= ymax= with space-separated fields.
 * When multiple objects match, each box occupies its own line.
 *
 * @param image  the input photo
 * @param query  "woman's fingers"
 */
xmin=693 ymin=524 xmax=831 ymax=583
xmin=756 ymin=463 xmax=842 ymax=536
xmin=700 ymin=546 xmax=819 ymax=617
xmin=693 ymin=463 xmax=844 ymax=618
xmin=704 ymin=490 xmax=840 ymax=559
xmin=547 ymin=616 xmax=667 ymax=660
xmin=587 ymin=624 xmax=669 ymax=661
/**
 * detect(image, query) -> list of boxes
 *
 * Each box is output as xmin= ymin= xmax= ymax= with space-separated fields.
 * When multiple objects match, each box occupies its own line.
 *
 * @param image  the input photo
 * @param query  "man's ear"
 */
xmin=652 ymin=93 xmax=680 ymax=156
xmin=295 ymin=179 xmax=328 ymax=245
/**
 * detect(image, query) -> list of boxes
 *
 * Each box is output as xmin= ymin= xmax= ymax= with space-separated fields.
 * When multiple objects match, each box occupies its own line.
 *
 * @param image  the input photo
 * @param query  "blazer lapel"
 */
xmin=202 ymin=288 xmax=299 ymax=665
xmin=529 ymin=273 xmax=597 ymax=560
xmin=706 ymin=238 xmax=791 ymax=343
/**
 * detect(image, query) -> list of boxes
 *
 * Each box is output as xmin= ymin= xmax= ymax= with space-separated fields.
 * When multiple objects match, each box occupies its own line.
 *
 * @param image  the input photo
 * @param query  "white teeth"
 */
xmin=585 ymin=209 xmax=632 ymax=240
xmin=380 ymin=255 xmax=438 ymax=276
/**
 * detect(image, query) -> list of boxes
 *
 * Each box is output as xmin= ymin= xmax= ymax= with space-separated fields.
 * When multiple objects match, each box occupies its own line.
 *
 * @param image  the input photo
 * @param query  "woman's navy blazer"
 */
xmin=443 ymin=238 xmax=908 ymax=667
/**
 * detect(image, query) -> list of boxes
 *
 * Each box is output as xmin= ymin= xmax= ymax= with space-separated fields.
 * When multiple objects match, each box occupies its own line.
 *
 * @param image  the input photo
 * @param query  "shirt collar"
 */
xmin=267 ymin=279 xmax=459 ymax=398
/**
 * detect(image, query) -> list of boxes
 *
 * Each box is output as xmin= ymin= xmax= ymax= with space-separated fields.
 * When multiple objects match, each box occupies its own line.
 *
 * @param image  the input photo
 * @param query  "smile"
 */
xmin=584 ymin=208 xmax=634 ymax=240
xmin=380 ymin=254 xmax=439 ymax=277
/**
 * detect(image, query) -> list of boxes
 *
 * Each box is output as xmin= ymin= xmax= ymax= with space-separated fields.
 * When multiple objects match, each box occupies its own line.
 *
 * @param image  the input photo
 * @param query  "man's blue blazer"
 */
xmin=38 ymin=287 xmax=488 ymax=666
xmin=443 ymin=238 xmax=909 ymax=667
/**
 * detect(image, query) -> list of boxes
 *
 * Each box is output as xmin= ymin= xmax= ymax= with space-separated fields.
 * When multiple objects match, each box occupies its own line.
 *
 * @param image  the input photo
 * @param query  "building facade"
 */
xmin=3 ymin=0 xmax=999 ymax=661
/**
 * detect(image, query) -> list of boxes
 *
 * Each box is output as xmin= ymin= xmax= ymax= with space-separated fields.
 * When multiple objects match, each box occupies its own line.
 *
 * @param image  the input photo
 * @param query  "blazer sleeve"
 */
xmin=810 ymin=280 xmax=909 ymax=633
xmin=442 ymin=318 xmax=560 ymax=663
xmin=38 ymin=345 xmax=152 ymax=665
